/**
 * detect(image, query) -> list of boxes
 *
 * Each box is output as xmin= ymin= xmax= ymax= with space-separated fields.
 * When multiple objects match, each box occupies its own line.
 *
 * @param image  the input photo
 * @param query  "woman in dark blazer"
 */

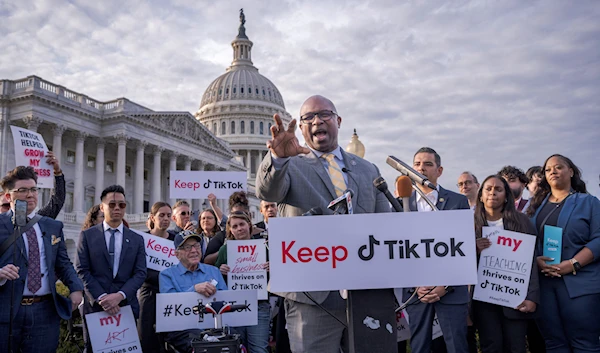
xmin=527 ymin=154 xmax=600 ymax=353
xmin=473 ymin=175 xmax=539 ymax=353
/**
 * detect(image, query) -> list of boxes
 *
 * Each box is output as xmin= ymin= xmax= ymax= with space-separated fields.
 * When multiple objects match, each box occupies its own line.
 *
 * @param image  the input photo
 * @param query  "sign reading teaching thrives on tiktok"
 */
xmin=473 ymin=227 xmax=536 ymax=308
xmin=132 ymin=229 xmax=178 ymax=271
xmin=268 ymin=210 xmax=478 ymax=292
xmin=227 ymin=239 xmax=268 ymax=300
xmin=169 ymin=171 xmax=246 ymax=199
xmin=10 ymin=126 xmax=53 ymax=188
xmin=85 ymin=305 xmax=141 ymax=353
xmin=155 ymin=290 xmax=258 ymax=332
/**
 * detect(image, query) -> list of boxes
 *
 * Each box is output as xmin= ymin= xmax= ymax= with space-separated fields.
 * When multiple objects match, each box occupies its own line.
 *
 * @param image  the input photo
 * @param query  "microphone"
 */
xmin=373 ymin=177 xmax=402 ymax=212
xmin=302 ymin=207 xmax=323 ymax=216
xmin=13 ymin=199 xmax=28 ymax=227
xmin=395 ymin=175 xmax=413 ymax=212
xmin=386 ymin=156 xmax=436 ymax=190
xmin=327 ymin=189 xmax=354 ymax=215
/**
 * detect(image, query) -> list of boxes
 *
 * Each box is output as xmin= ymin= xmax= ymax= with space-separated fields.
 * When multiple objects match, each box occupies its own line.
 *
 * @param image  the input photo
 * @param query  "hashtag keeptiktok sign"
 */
xmin=155 ymin=290 xmax=258 ymax=332
xmin=268 ymin=210 xmax=478 ymax=292
xmin=169 ymin=171 xmax=247 ymax=199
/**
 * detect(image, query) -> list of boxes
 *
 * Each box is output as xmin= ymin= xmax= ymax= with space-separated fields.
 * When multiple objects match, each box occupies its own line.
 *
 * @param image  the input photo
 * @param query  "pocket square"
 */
xmin=51 ymin=235 xmax=61 ymax=245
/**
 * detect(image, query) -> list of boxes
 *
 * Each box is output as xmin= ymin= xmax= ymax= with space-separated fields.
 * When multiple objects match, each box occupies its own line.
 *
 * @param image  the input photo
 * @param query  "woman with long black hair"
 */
xmin=527 ymin=154 xmax=600 ymax=353
xmin=472 ymin=175 xmax=539 ymax=353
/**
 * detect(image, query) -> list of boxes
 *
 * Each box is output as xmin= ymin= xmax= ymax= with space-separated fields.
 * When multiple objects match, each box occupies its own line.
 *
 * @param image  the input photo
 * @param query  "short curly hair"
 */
xmin=1 ymin=166 xmax=38 ymax=191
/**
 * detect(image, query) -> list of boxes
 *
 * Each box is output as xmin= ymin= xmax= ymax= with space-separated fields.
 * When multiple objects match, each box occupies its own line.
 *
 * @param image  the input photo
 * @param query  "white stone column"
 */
xmin=151 ymin=146 xmax=164 ymax=205
xmin=95 ymin=138 xmax=105 ymax=204
xmin=22 ymin=116 xmax=43 ymax=132
xmin=73 ymin=132 xmax=88 ymax=213
xmin=52 ymin=125 xmax=66 ymax=159
xmin=246 ymin=150 xmax=251 ymax=178
xmin=134 ymin=141 xmax=147 ymax=214
xmin=184 ymin=156 xmax=192 ymax=206
xmin=255 ymin=151 xmax=262 ymax=176
xmin=115 ymin=133 xmax=129 ymax=187
xmin=169 ymin=151 xmax=179 ymax=205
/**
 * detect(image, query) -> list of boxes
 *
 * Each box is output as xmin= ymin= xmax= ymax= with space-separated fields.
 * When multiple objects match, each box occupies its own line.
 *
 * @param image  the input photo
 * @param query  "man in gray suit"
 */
xmin=256 ymin=95 xmax=390 ymax=353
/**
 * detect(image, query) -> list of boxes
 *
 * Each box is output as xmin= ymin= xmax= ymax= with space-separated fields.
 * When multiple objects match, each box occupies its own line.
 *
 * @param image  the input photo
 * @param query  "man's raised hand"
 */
xmin=266 ymin=114 xmax=310 ymax=158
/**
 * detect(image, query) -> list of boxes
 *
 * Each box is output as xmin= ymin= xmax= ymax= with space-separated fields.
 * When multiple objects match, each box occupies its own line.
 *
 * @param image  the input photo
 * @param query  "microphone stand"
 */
xmin=411 ymin=183 xmax=439 ymax=211
xmin=8 ymin=224 xmax=20 ymax=353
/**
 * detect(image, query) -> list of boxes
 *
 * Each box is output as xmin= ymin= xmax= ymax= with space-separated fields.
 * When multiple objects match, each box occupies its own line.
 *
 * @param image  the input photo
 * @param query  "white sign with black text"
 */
xmin=131 ymin=229 xmax=178 ymax=271
xmin=85 ymin=305 xmax=141 ymax=353
xmin=169 ymin=171 xmax=247 ymax=199
xmin=472 ymin=227 xmax=536 ymax=308
xmin=10 ymin=126 xmax=53 ymax=188
xmin=155 ymin=290 xmax=258 ymax=332
xmin=227 ymin=239 xmax=268 ymax=300
xmin=268 ymin=210 xmax=478 ymax=292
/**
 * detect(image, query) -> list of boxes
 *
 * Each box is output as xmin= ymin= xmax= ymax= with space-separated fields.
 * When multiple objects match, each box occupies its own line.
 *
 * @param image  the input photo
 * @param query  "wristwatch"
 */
xmin=570 ymin=258 xmax=581 ymax=275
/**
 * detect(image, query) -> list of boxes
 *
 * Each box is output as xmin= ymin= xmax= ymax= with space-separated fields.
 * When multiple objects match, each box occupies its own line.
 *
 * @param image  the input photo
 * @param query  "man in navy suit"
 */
xmin=76 ymin=184 xmax=147 ymax=352
xmin=0 ymin=166 xmax=83 ymax=353
xmin=400 ymin=147 xmax=471 ymax=353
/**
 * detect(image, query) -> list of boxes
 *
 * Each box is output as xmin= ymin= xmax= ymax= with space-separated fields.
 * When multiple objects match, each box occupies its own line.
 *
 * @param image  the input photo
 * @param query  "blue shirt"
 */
xmin=159 ymin=262 xmax=227 ymax=293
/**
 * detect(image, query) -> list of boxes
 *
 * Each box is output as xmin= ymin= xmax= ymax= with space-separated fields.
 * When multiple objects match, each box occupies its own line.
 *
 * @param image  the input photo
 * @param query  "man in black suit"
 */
xmin=401 ymin=147 xmax=471 ymax=353
xmin=254 ymin=200 xmax=277 ymax=232
xmin=76 ymin=185 xmax=147 ymax=352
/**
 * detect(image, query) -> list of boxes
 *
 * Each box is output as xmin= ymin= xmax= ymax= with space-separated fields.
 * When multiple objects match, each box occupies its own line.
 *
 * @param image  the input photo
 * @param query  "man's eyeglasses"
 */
xmin=1 ymin=203 xmax=10 ymax=208
xmin=10 ymin=187 xmax=39 ymax=195
xmin=108 ymin=202 xmax=127 ymax=209
xmin=299 ymin=110 xmax=337 ymax=123
xmin=457 ymin=180 xmax=474 ymax=188
xmin=178 ymin=211 xmax=190 ymax=216
xmin=180 ymin=243 xmax=201 ymax=252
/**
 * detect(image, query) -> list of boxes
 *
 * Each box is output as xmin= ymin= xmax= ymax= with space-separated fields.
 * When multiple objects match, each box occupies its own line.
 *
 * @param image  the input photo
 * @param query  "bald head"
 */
xmin=299 ymin=95 xmax=342 ymax=153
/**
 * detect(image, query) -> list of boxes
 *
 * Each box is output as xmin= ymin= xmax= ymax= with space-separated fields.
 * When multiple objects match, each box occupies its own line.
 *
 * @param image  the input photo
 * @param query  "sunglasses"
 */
xmin=178 ymin=211 xmax=190 ymax=216
xmin=108 ymin=202 xmax=127 ymax=209
xmin=1 ymin=203 xmax=10 ymax=208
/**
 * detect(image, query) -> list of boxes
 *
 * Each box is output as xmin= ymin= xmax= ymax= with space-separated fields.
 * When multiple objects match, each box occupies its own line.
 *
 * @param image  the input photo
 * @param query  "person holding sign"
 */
xmin=159 ymin=231 xmax=227 ymax=353
xmin=138 ymin=201 xmax=175 ymax=353
xmin=527 ymin=154 xmax=600 ymax=352
xmin=197 ymin=208 xmax=225 ymax=265
xmin=472 ymin=175 xmax=539 ymax=353
xmin=215 ymin=211 xmax=270 ymax=353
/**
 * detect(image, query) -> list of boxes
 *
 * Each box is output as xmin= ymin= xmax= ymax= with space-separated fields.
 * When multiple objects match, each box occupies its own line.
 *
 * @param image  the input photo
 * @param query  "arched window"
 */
xmin=231 ymin=121 xmax=235 ymax=134
xmin=226 ymin=87 xmax=229 ymax=94
xmin=259 ymin=122 xmax=264 ymax=135
xmin=241 ymin=87 xmax=244 ymax=94
xmin=213 ymin=123 xmax=217 ymax=134
xmin=268 ymin=123 xmax=272 ymax=131
xmin=250 ymin=121 xmax=255 ymax=134
xmin=221 ymin=122 xmax=226 ymax=135
xmin=241 ymin=121 xmax=245 ymax=134
xmin=233 ymin=87 xmax=237 ymax=94
xmin=256 ymin=88 xmax=259 ymax=94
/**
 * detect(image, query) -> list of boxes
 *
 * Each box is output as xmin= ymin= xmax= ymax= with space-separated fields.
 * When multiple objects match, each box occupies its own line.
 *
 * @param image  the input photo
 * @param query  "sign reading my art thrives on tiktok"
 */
xmin=268 ymin=210 xmax=478 ymax=292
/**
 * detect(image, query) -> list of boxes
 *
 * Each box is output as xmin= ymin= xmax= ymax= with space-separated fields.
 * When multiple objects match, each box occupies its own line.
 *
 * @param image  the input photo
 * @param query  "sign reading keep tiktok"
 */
xmin=268 ymin=210 xmax=478 ymax=292
xmin=169 ymin=171 xmax=247 ymax=199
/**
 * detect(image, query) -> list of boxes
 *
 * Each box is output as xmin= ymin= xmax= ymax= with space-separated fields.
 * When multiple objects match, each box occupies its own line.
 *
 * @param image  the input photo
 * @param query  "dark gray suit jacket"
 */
xmin=76 ymin=223 xmax=147 ymax=317
xmin=256 ymin=149 xmax=390 ymax=304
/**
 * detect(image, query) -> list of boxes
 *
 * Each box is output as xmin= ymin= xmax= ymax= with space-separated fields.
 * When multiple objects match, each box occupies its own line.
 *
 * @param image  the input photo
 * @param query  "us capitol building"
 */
xmin=0 ymin=13 xmax=293 ymax=259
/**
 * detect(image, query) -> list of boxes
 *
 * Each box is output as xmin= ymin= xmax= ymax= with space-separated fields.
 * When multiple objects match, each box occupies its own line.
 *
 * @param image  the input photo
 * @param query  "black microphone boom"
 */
xmin=386 ymin=156 xmax=436 ymax=190
xmin=373 ymin=177 xmax=403 ymax=212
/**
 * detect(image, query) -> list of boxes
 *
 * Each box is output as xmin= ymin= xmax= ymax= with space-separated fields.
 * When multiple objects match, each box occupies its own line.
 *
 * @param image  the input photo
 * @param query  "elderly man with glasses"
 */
xmin=159 ymin=230 xmax=227 ymax=353
xmin=76 ymin=184 xmax=147 ymax=352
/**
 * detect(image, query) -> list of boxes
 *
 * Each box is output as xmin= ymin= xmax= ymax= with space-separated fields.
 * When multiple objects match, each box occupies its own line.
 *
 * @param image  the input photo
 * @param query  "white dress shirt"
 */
xmin=416 ymin=185 xmax=440 ymax=212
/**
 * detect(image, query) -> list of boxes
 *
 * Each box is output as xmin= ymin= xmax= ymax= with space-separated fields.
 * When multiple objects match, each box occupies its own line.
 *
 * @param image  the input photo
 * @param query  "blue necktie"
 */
xmin=108 ymin=229 xmax=117 ymax=276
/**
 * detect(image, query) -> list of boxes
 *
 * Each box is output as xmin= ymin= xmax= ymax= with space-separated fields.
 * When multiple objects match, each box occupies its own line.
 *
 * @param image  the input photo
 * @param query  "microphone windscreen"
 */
xmin=396 ymin=175 xmax=413 ymax=198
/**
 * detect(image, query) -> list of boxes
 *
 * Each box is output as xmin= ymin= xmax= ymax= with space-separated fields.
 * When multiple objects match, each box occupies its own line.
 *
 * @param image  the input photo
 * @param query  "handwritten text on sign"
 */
xmin=170 ymin=171 xmax=247 ymax=199
xmin=85 ymin=305 xmax=141 ymax=353
xmin=227 ymin=239 xmax=268 ymax=300
xmin=155 ymin=290 xmax=258 ymax=332
xmin=131 ymin=230 xmax=178 ymax=271
xmin=268 ymin=210 xmax=478 ymax=292
xmin=472 ymin=227 xmax=536 ymax=308
xmin=10 ymin=126 xmax=53 ymax=188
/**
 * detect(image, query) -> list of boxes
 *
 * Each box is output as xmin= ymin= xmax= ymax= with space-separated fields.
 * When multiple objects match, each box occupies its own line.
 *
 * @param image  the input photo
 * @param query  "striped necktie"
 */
xmin=322 ymin=153 xmax=347 ymax=197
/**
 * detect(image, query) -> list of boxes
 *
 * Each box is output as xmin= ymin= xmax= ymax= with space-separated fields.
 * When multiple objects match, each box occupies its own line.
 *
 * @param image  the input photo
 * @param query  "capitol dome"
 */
xmin=196 ymin=10 xmax=292 ymax=185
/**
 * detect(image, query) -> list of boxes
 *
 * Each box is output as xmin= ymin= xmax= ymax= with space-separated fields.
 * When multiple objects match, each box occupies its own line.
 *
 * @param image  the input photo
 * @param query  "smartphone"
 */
xmin=14 ymin=199 xmax=28 ymax=227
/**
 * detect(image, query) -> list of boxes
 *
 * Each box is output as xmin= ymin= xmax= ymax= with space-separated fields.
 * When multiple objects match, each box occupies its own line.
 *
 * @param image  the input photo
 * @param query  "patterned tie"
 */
xmin=322 ymin=153 xmax=347 ymax=197
xmin=25 ymin=227 xmax=42 ymax=294
xmin=108 ymin=228 xmax=117 ymax=277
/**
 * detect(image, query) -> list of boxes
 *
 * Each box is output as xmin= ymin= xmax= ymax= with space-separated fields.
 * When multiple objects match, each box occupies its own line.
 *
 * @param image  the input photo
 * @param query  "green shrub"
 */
xmin=56 ymin=281 xmax=84 ymax=353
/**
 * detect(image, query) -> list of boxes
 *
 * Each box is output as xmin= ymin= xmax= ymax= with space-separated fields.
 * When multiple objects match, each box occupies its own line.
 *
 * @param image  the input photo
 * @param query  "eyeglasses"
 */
xmin=108 ymin=202 xmax=127 ymax=209
xmin=1 ymin=203 xmax=10 ymax=208
xmin=299 ymin=110 xmax=337 ymax=123
xmin=10 ymin=187 xmax=39 ymax=195
xmin=180 ymin=243 xmax=201 ymax=251
xmin=457 ymin=180 xmax=474 ymax=188
xmin=178 ymin=211 xmax=190 ymax=216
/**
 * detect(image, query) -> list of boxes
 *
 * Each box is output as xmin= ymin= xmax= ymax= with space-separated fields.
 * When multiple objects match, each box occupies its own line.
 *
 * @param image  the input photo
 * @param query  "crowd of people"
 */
xmin=0 ymin=94 xmax=598 ymax=353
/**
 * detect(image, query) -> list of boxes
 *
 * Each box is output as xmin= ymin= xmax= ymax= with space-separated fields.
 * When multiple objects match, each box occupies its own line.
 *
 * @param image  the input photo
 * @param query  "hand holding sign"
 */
xmin=516 ymin=299 xmax=536 ymax=313
xmin=46 ymin=151 xmax=61 ymax=173
xmin=537 ymin=256 xmax=562 ymax=277
xmin=100 ymin=293 xmax=125 ymax=315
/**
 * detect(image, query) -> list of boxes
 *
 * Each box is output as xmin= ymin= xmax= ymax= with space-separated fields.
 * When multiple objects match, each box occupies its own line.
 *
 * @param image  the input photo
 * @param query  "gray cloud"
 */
xmin=1 ymin=0 xmax=599 ymax=195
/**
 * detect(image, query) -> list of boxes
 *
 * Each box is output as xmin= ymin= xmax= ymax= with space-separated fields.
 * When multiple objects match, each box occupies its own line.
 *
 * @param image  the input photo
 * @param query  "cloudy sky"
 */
xmin=1 ymin=0 xmax=599 ymax=197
